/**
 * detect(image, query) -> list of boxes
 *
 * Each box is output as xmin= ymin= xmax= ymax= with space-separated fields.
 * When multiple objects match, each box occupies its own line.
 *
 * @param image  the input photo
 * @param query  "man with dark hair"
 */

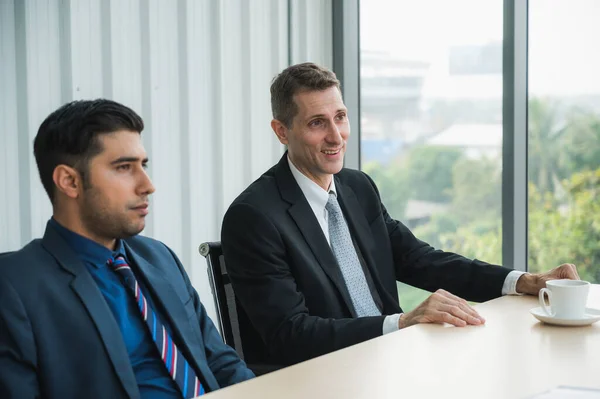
xmin=221 ymin=62 xmax=579 ymax=366
xmin=0 ymin=99 xmax=254 ymax=398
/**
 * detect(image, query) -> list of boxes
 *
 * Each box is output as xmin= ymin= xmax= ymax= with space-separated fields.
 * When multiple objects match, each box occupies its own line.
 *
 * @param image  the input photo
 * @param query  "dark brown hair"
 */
xmin=34 ymin=99 xmax=144 ymax=202
xmin=270 ymin=62 xmax=341 ymax=128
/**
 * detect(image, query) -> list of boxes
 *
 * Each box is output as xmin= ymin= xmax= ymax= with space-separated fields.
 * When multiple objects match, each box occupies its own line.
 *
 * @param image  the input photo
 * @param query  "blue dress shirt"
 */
xmin=50 ymin=219 xmax=182 ymax=398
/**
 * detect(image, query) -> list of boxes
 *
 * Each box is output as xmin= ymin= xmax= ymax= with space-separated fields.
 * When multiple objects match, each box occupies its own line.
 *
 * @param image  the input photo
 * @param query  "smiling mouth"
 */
xmin=322 ymin=149 xmax=341 ymax=155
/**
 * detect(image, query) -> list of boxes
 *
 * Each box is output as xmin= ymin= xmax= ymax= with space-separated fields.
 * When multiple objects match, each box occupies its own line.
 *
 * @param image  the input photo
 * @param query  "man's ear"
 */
xmin=52 ymin=165 xmax=82 ymax=199
xmin=271 ymin=119 xmax=290 ymax=145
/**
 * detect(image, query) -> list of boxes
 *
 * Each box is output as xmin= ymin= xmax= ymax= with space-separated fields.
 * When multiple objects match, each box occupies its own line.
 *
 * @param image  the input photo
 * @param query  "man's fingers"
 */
xmin=555 ymin=263 xmax=580 ymax=280
xmin=440 ymin=304 xmax=482 ymax=326
xmin=434 ymin=290 xmax=485 ymax=323
xmin=438 ymin=310 xmax=467 ymax=327
xmin=566 ymin=263 xmax=580 ymax=280
xmin=456 ymin=301 xmax=486 ymax=323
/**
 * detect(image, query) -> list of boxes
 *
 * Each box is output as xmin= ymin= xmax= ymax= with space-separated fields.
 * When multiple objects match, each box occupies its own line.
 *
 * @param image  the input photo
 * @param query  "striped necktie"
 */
xmin=108 ymin=255 xmax=205 ymax=398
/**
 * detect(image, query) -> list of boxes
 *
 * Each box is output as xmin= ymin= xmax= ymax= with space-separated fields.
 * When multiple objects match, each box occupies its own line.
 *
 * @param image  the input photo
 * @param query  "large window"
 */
xmin=360 ymin=0 xmax=504 ymax=310
xmin=528 ymin=0 xmax=600 ymax=283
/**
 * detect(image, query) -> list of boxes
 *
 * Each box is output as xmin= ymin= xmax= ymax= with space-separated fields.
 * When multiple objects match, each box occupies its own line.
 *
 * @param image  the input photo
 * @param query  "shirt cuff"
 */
xmin=382 ymin=313 xmax=402 ymax=335
xmin=502 ymin=270 xmax=528 ymax=295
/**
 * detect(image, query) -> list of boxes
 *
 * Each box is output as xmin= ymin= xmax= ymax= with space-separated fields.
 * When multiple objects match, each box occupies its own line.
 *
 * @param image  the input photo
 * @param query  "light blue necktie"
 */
xmin=325 ymin=193 xmax=381 ymax=317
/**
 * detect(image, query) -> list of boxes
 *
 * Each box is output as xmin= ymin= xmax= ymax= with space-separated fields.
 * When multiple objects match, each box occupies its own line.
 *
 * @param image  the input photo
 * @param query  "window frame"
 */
xmin=333 ymin=0 xmax=529 ymax=272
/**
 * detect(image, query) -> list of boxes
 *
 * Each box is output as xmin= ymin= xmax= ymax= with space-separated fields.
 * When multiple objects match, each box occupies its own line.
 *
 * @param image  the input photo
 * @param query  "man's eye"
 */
xmin=309 ymin=119 xmax=323 ymax=127
xmin=117 ymin=164 xmax=131 ymax=171
xmin=336 ymin=113 xmax=347 ymax=121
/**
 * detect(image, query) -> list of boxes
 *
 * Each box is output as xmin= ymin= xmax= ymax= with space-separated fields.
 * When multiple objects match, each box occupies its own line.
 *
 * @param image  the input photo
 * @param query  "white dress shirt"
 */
xmin=287 ymin=157 xmax=526 ymax=334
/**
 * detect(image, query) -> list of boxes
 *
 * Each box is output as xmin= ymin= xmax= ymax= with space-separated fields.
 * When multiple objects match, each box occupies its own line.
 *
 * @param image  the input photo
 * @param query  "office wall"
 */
xmin=0 ymin=0 xmax=333 ymax=323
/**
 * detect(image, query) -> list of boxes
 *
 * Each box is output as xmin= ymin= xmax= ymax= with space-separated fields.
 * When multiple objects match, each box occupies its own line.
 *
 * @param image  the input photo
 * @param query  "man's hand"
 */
xmin=515 ymin=263 xmax=580 ymax=295
xmin=398 ymin=289 xmax=485 ymax=329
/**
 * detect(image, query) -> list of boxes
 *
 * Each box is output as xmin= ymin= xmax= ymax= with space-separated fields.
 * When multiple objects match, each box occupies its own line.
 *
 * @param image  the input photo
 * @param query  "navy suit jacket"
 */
xmin=0 ymin=225 xmax=254 ymax=398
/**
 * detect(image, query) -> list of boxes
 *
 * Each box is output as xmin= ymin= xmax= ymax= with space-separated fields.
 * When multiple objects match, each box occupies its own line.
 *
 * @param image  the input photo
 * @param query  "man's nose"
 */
xmin=138 ymin=169 xmax=155 ymax=195
xmin=326 ymin=122 xmax=343 ymax=143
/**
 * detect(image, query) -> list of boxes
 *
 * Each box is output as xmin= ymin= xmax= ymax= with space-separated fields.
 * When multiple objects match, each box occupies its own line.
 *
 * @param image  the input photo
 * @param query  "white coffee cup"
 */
xmin=538 ymin=279 xmax=590 ymax=319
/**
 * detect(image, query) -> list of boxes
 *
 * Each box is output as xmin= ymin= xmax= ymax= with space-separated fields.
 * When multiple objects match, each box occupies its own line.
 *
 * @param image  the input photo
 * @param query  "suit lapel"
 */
xmin=124 ymin=246 xmax=220 ymax=392
xmin=41 ymin=227 xmax=139 ymax=399
xmin=275 ymin=154 xmax=357 ymax=317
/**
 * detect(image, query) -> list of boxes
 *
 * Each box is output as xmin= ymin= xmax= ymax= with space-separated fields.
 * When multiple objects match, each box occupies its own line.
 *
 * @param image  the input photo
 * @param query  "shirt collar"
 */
xmin=49 ymin=218 xmax=125 ymax=268
xmin=287 ymin=156 xmax=337 ymax=213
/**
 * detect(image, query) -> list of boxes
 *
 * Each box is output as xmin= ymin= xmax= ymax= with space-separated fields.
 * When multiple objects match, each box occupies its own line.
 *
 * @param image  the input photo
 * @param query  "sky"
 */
xmin=360 ymin=0 xmax=600 ymax=97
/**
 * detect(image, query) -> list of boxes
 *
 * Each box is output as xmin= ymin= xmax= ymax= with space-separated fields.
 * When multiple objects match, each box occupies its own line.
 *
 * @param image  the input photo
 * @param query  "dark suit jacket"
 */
xmin=0 ymin=225 xmax=254 ymax=399
xmin=221 ymin=153 xmax=513 ymax=365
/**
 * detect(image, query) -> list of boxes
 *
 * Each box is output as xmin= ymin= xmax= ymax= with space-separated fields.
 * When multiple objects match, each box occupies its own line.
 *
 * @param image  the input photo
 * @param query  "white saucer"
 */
xmin=530 ymin=307 xmax=600 ymax=326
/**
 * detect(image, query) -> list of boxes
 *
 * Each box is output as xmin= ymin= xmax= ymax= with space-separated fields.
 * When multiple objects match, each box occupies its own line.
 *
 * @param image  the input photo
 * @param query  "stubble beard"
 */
xmin=80 ymin=187 xmax=144 ymax=242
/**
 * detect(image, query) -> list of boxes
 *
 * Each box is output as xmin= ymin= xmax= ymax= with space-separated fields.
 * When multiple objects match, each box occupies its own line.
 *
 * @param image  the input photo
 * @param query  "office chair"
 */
xmin=199 ymin=241 xmax=282 ymax=376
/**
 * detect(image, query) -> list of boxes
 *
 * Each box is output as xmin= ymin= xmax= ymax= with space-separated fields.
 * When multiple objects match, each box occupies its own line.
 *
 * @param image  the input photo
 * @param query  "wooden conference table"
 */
xmin=206 ymin=285 xmax=600 ymax=399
